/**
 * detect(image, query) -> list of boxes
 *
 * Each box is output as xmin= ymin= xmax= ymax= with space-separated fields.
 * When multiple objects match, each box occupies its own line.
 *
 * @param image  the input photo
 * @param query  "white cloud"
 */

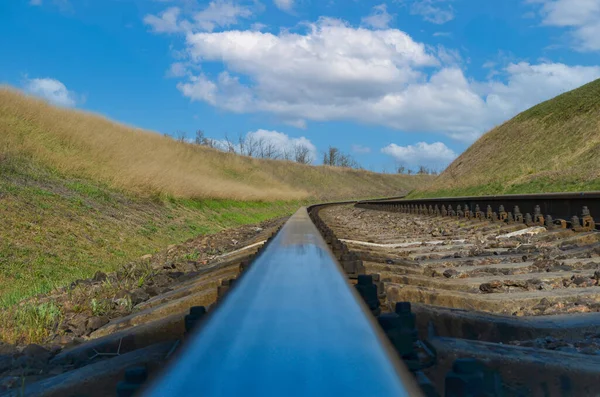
xmin=144 ymin=0 xmax=253 ymax=34
xmin=529 ymin=0 xmax=600 ymax=51
xmin=361 ymin=4 xmax=394 ymax=29
xmin=176 ymin=74 xmax=218 ymax=104
xmin=274 ymin=0 xmax=294 ymax=12
xmin=206 ymin=129 xmax=316 ymax=161
xmin=167 ymin=62 xmax=189 ymax=77
xmin=30 ymin=0 xmax=42 ymax=5
xmin=410 ymin=0 xmax=455 ymax=24
xmin=251 ymin=22 xmax=268 ymax=31
xmin=474 ymin=62 xmax=600 ymax=130
xmin=194 ymin=0 xmax=253 ymax=31
xmin=246 ymin=129 xmax=317 ymax=160
xmin=381 ymin=142 xmax=457 ymax=167
xmin=144 ymin=7 xmax=182 ymax=33
xmin=283 ymin=119 xmax=307 ymax=129
xmin=150 ymin=14 xmax=600 ymax=142
xmin=352 ymin=144 xmax=372 ymax=154
xmin=24 ymin=77 xmax=79 ymax=107
xmin=433 ymin=31 xmax=451 ymax=37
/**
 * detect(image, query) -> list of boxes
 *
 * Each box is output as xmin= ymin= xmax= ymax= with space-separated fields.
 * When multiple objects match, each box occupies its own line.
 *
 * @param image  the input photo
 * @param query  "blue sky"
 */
xmin=2 ymin=0 xmax=600 ymax=172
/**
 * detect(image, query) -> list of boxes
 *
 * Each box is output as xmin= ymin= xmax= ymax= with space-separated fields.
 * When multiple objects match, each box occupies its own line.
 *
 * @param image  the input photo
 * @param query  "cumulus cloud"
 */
xmin=144 ymin=7 xmax=182 ymax=33
xmin=362 ymin=4 xmax=394 ymax=29
xmin=246 ymin=129 xmax=317 ymax=159
xmin=24 ymin=77 xmax=79 ymax=107
xmin=176 ymin=74 xmax=218 ymax=104
xmin=381 ymin=142 xmax=457 ymax=167
xmin=148 ymin=13 xmax=600 ymax=142
xmin=144 ymin=0 xmax=254 ymax=34
xmin=167 ymin=62 xmax=189 ymax=77
xmin=273 ymin=0 xmax=294 ymax=12
xmin=410 ymin=0 xmax=455 ymax=24
xmin=529 ymin=0 xmax=600 ymax=51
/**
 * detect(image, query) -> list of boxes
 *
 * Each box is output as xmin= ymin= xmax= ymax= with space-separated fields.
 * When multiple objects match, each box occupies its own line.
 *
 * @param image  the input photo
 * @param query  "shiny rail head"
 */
xmin=144 ymin=207 xmax=421 ymax=397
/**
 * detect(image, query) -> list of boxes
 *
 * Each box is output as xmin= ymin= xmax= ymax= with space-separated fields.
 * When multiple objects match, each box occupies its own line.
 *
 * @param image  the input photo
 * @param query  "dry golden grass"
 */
xmin=0 ymin=87 xmax=428 ymax=201
xmin=413 ymin=78 xmax=600 ymax=197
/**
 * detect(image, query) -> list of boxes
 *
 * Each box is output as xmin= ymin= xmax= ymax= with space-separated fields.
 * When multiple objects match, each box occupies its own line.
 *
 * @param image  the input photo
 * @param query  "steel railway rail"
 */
xmin=356 ymin=192 xmax=600 ymax=230
xmin=143 ymin=206 xmax=422 ymax=396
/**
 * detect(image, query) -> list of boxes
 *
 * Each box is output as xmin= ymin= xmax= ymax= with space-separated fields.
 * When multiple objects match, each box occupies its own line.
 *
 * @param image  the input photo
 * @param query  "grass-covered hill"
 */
xmin=0 ymin=87 xmax=425 ymax=201
xmin=0 ymin=87 xmax=430 ymax=307
xmin=412 ymin=78 xmax=600 ymax=198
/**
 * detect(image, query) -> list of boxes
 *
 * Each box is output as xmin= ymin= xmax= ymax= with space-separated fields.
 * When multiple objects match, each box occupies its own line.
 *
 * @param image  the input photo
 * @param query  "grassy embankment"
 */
xmin=411 ymin=78 xmax=600 ymax=198
xmin=0 ymin=87 xmax=430 ymax=309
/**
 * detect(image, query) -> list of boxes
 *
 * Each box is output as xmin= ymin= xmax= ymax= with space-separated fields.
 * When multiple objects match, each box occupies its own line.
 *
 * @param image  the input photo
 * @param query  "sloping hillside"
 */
xmin=0 ymin=87 xmax=430 ymax=306
xmin=0 ymin=87 xmax=427 ymax=201
xmin=413 ymin=78 xmax=600 ymax=197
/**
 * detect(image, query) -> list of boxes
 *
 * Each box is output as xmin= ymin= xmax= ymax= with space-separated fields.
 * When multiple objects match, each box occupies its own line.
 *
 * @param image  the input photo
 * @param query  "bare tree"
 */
xmin=194 ymin=129 xmax=205 ymax=145
xmin=323 ymin=146 xmax=339 ymax=166
xmin=397 ymin=165 xmax=406 ymax=174
xmin=261 ymin=141 xmax=280 ymax=159
xmin=243 ymin=134 xmax=259 ymax=157
xmin=175 ymin=130 xmax=187 ymax=143
xmin=280 ymin=148 xmax=293 ymax=161
xmin=417 ymin=165 xmax=429 ymax=175
xmin=223 ymin=133 xmax=237 ymax=154
xmin=238 ymin=133 xmax=259 ymax=157
xmin=294 ymin=144 xmax=312 ymax=164
xmin=323 ymin=146 xmax=361 ymax=169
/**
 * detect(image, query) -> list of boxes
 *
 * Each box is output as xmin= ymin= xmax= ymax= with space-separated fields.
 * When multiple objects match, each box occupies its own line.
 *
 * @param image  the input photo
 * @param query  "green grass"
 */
xmin=415 ymin=78 xmax=600 ymax=198
xmin=0 ymin=155 xmax=303 ymax=307
xmin=9 ymin=302 xmax=62 ymax=344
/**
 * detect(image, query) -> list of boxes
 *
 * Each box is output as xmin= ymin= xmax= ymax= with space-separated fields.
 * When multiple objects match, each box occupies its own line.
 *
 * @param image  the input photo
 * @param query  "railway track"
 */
xmin=4 ymin=194 xmax=600 ymax=396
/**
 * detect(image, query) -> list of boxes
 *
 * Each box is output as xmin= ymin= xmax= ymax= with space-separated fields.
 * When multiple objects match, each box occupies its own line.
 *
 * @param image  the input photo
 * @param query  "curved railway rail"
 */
xmin=4 ymin=193 xmax=600 ymax=396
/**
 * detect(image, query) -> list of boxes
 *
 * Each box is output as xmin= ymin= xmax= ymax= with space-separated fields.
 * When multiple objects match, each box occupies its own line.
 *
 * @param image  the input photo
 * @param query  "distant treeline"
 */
xmin=170 ymin=130 xmax=438 ymax=174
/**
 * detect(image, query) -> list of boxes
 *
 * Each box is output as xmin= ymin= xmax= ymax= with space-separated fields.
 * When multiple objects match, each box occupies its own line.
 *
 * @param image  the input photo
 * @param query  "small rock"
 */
xmin=516 ymin=244 xmax=537 ymax=253
xmin=92 ymin=271 xmax=107 ymax=282
xmin=571 ymin=276 xmax=595 ymax=288
xmin=443 ymin=269 xmax=459 ymax=279
xmin=129 ymin=289 xmax=150 ymax=306
xmin=167 ymin=271 xmax=184 ymax=280
xmin=68 ymin=315 xmax=88 ymax=337
xmin=86 ymin=316 xmax=109 ymax=333
xmin=479 ymin=280 xmax=503 ymax=293
xmin=22 ymin=344 xmax=51 ymax=361
xmin=114 ymin=298 xmax=129 ymax=307
xmin=150 ymin=274 xmax=171 ymax=287
xmin=144 ymin=286 xmax=163 ymax=297
xmin=140 ymin=254 xmax=153 ymax=261
xmin=51 ymin=334 xmax=74 ymax=346
xmin=114 ymin=290 xmax=130 ymax=299
xmin=182 ymin=262 xmax=197 ymax=272
xmin=63 ymin=338 xmax=85 ymax=350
